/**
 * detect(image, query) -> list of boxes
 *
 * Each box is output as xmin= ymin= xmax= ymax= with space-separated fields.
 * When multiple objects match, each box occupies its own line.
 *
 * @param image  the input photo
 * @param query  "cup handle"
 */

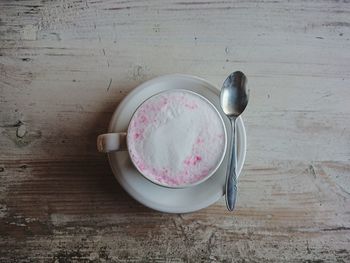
xmin=97 ymin=133 xmax=127 ymax=153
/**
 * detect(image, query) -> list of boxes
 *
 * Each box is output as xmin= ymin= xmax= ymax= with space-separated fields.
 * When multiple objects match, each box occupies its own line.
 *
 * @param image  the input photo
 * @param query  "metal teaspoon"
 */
xmin=220 ymin=71 xmax=249 ymax=211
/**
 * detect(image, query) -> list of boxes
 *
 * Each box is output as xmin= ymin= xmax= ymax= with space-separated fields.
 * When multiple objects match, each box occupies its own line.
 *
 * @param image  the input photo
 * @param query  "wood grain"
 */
xmin=1 ymin=0 xmax=350 ymax=262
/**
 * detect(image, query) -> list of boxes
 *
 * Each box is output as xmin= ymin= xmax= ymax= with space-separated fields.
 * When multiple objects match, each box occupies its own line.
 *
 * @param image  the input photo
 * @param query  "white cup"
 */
xmin=97 ymin=89 xmax=227 ymax=188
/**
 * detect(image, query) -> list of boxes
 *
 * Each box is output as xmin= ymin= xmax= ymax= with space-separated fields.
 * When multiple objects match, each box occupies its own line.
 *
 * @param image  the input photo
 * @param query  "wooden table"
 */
xmin=1 ymin=0 xmax=349 ymax=262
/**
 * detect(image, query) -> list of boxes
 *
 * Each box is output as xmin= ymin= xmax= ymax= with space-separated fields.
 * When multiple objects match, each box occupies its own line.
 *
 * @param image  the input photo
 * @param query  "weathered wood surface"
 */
xmin=0 ymin=0 xmax=349 ymax=262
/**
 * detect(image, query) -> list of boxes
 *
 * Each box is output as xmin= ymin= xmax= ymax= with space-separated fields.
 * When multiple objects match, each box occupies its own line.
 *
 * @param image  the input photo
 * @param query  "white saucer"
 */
xmin=108 ymin=74 xmax=246 ymax=213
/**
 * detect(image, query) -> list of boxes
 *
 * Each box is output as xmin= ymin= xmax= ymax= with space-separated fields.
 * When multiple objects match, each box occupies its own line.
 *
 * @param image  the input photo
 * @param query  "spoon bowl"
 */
xmin=220 ymin=71 xmax=249 ymax=117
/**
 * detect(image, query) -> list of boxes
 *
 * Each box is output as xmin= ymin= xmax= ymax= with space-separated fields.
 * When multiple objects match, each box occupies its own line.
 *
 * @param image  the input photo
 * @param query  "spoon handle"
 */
xmin=225 ymin=118 xmax=237 ymax=211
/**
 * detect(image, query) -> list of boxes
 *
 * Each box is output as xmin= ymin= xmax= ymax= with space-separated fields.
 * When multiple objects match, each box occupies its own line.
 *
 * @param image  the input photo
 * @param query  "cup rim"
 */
xmin=125 ymin=88 xmax=228 ymax=189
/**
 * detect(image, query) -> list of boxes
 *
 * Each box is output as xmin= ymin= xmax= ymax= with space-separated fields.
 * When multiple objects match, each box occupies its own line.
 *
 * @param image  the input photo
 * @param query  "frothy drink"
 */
xmin=128 ymin=90 xmax=226 ymax=187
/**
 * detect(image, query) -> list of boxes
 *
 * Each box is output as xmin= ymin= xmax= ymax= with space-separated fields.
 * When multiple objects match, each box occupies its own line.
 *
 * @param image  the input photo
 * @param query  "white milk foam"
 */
xmin=128 ymin=90 xmax=226 ymax=187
